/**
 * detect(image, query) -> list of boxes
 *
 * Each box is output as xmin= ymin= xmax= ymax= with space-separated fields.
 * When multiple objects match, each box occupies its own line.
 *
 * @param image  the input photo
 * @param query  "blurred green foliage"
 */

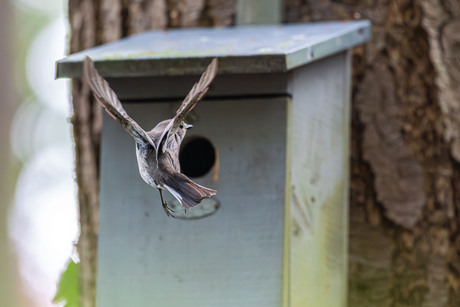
xmin=53 ymin=260 xmax=80 ymax=307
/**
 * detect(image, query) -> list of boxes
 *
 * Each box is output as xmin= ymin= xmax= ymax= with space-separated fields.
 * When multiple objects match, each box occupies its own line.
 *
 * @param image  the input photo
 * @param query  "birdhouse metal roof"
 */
xmin=56 ymin=20 xmax=370 ymax=78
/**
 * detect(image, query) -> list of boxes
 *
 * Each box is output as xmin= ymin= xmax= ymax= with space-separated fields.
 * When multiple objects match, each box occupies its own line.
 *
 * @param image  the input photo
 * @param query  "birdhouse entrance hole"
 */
xmin=55 ymin=20 xmax=371 ymax=307
xmin=179 ymin=136 xmax=216 ymax=178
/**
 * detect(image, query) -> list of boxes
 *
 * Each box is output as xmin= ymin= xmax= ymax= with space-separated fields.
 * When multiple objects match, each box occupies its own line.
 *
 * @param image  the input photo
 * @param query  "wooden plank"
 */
xmin=97 ymin=97 xmax=287 ymax=306
xmin=286 ymin=52 xmax=350 ymax=306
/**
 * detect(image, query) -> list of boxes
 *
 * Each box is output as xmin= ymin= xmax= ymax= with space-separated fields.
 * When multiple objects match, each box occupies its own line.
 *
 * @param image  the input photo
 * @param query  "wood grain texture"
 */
xmin=420 ymin=2 xmax=460 ymax=304
xmin=99 ymin=0 xmax=122 ymax=43
xmin=286 ymin=52 xmax=350 ymax=307
xmin=168 ymin=0 xmax=205 ymax=27
xmin=69 ymin=1 xmax=211 ymax=306
xmin=126 ymin=0 xmax=167 ymax=35
xmin=68 ymin=0 xmax=460 ymax=306
xmin=284 ymin=0 xmax=460 ymax=306
xmin=168 ymin=0 xmax=235 ymax=27
xmin=68 ymin=1 xmax=99 ymax=307
xmin=355 ymin=60 xmax=426 ymax=229
xmin=208 ymin=0 xmax=235 ymax=27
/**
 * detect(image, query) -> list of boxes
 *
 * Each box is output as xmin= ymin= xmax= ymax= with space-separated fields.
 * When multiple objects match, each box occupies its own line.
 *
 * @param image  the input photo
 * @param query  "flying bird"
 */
xmin=82 ymin=56 xmax=218 ymax=217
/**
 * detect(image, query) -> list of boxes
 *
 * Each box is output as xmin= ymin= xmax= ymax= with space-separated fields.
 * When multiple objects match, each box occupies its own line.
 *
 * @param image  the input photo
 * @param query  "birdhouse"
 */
xmin=56 ymin=21 xmax=371 ymax=307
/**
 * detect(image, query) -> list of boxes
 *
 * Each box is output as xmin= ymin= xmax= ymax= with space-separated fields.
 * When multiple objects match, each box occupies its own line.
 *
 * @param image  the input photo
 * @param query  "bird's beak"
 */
xmin=186 ymin=124 xmax=193 ymax=130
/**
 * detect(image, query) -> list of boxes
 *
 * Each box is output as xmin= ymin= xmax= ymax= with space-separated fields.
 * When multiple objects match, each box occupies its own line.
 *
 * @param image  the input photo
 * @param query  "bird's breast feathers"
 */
xmin=135 ymin=143 xmax=158 ymax=187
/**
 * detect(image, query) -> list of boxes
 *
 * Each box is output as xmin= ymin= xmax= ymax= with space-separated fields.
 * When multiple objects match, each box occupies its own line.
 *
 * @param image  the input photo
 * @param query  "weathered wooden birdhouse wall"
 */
xmin=57 ymin=21 xmax=370 ymax=307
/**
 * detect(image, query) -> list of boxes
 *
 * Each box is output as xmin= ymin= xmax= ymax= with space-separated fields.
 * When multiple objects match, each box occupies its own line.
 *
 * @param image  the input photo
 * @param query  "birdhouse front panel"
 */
xmin=98 ymin=97 xmax=288 ymax=306
xmin=56 ymin=20 xmax=371 ymax=307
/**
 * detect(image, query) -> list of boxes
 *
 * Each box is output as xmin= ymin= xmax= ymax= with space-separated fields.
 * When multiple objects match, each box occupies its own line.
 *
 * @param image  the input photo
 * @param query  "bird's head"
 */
xmin=177 ymin=121 xmax=193 ymax=141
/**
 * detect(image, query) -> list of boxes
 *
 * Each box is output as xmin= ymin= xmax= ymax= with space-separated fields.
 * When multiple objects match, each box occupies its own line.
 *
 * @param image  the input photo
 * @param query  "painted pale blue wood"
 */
xmin=286 ymin=51 xmax=350 ymax=306
xmin=96 ymin=52 xmax=351 ymax=306
xmin=54 ymin=20 xmax=370 ymax=306
xmin=236 ymin=0 xmax=282 ymax=25
xmin=56 ymin=21 xmax=370 ymax=78
xmin=98 ymin=98 xmax=287 ymax=307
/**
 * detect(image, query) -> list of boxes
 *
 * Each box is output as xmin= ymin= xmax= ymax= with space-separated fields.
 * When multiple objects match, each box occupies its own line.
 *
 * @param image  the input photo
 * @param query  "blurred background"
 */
xmin=2 ymin=0 xmax=460 ymax=306
xmin=1 ymin=0 xmax=78 ymax=306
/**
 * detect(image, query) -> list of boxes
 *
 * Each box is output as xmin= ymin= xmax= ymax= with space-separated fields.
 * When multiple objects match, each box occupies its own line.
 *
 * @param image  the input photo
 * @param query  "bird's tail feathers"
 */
xmin=163 ymin=173 xmax=216 ymax=209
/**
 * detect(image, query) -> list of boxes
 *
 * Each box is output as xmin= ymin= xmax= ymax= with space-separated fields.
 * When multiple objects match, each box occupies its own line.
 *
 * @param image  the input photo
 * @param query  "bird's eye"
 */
xmin=180 ymin=123 xmax=184 ymax=129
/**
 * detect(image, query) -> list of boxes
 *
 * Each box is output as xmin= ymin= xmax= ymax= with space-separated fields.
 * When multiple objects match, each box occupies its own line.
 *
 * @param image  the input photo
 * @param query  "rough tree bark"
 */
xmin=285 ymin=0 xmax=460 ymax=305
xmin=67 ymin=1 xmax=235 ymax=306
xmin=68 ymin=0 xmax=459 ymax=306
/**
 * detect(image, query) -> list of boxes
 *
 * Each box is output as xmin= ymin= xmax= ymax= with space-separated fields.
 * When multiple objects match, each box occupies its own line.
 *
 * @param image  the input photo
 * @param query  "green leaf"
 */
xmin=53 ymin=259 xmax=80 ymax=307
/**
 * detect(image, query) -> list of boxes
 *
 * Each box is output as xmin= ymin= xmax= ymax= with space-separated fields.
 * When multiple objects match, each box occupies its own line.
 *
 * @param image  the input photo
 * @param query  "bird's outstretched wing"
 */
xmin=82 ymin=56 xmax=156 ymax=149
xmin=156 ymin=58 xmax=218 ymax=157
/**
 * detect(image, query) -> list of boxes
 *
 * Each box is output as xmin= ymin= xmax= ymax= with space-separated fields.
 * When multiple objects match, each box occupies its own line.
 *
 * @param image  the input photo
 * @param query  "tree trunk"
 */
xmin=285 ymin=0 xmax=460 ymax=306
xmin=68 ymin=0 xmax=459 ymax=306
xmin=67 ymin=1 xmax=235 ymax=306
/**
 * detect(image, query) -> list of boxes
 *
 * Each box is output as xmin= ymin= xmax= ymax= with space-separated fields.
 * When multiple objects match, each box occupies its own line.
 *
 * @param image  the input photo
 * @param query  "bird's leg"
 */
xmin=158 ymin=189 xmax=175 ymax=218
